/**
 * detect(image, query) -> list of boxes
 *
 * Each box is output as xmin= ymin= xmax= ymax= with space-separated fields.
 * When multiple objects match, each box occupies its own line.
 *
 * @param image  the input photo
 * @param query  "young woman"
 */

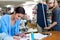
xmin=44 ymin=0 xmax=60 ymax=31
xmin=0 ymin=7 xmax=25 ymax=36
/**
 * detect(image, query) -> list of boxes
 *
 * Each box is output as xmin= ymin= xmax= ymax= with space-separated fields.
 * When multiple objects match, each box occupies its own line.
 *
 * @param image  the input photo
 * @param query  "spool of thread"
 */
xmin=31 ymin=32 xmax=34 ymax=40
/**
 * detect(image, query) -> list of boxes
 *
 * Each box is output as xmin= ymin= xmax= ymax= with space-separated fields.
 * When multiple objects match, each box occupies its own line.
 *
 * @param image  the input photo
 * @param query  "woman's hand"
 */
xmin=44 ymin=22 xmax=57 ymax=30
xmin=19 ymin=33 xmax=26 ymax=38
xmin=13 ymin=36 xmax=20 ymax=40
xmin=15 ymin=33 xmax=26 ymax=38
xmin=44 ymin=27 xmax=51 ymax=30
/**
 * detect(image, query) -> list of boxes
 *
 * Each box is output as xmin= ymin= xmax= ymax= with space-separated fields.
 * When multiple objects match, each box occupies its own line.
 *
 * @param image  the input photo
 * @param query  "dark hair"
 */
xmin=14 ymin=7 xmax=25 ymax=14
xmin=7 ymin=8 xmax=11 ymax=10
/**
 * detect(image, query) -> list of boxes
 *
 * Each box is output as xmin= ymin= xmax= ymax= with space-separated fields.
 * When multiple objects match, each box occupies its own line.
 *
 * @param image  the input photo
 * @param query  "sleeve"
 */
xmin=15 ymin=20 xmax=20 ymax=35
xmin=0 ymin=18 xmax=1 ymax=27
xmin=1 ymin=18 xmax=8 ymax=34
xmin=53 ymin=9 xmax=59 ymax=22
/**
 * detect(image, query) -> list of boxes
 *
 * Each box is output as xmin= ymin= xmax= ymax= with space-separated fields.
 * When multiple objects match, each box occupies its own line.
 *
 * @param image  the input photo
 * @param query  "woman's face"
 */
xmin=14 ymin=13 xmax=24 ymax=20
xmin=47 ymin=2 xmax=54 ymax=9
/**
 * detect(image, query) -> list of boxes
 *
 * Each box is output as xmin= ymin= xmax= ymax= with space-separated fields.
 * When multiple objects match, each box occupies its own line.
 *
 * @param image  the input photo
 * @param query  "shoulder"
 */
xmin=0 ymin=15 xmax=10 ymax=22
xmin=54 ymin=7 xmax=60 ymax=12
xmin=53 ymin=7 xmax=60 ymax=14
xmin=1 ymin=15 xmax=10 ymax=20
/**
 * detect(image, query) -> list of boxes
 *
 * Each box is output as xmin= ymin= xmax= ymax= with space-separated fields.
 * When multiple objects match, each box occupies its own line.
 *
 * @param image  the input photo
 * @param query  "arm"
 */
xmin=15 ymin=20 xmax=26 ymax=37
xmin=44 ymin=22 xmax=57 ymax=30
xmin=15 ymin=26 xmax=20 ymax=36
xmin=1 ymin=18 xmax=8 ymax=34
xmin=49 ymin=22 xmax=57 ymax=28
xmin=15 ymin=20 xmax=20 ymax=36
xmin=44 ymin=8 xmax=59 ymax=29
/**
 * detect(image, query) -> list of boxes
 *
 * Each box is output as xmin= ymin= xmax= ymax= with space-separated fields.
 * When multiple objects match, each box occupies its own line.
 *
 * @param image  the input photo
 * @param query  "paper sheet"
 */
xmin=20 ymin=33 xmax=48 ymax=40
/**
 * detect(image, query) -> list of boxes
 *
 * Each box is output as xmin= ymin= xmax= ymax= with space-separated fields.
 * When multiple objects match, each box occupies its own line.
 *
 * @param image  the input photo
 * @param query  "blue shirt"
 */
xmin=0 ymin=15 xmax=20 ymax=36
xmin=52 ymin=7 xmax=60 ymax=31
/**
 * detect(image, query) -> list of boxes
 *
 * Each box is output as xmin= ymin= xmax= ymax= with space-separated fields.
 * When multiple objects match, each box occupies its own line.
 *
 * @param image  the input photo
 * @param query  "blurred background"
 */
xmin=0 ymin=0 xmax=60 ymax=33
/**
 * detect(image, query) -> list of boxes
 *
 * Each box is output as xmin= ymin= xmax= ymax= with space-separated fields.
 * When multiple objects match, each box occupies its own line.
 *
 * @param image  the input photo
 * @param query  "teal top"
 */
xmin=0 ymin=15 xmax=20 ymax=36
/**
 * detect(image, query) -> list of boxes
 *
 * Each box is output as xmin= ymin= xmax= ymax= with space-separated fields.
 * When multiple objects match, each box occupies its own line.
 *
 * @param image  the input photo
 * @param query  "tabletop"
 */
xmin=43 ymin=31 xmax=60 ymax=40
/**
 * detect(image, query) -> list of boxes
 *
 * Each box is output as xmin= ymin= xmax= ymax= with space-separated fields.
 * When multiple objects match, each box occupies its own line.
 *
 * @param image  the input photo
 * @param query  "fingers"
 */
xmin=44 ymin=27 xmax=51 ymax=30
xmin=13 ymin=36 xmax=20 ymax=40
